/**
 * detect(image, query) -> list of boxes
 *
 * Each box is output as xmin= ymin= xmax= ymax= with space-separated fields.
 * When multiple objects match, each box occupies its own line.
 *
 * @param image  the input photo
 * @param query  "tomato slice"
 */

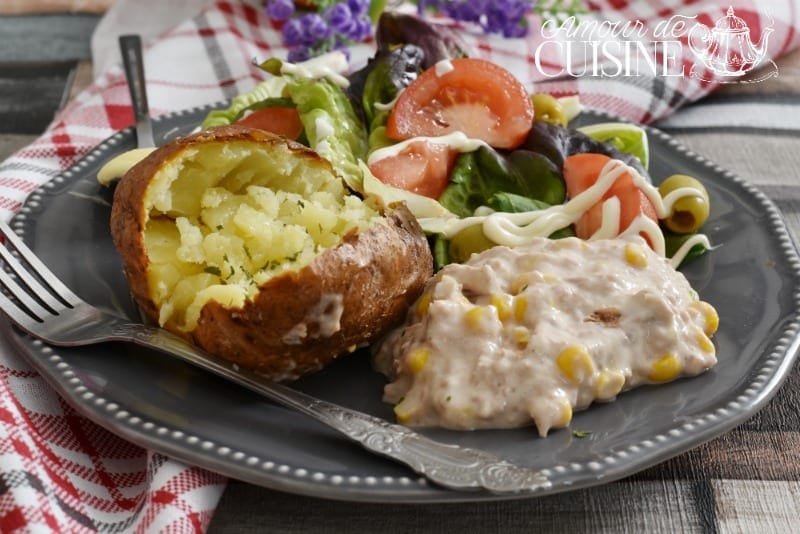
xmin=368 ymin=141 xmax=457 ymax=199
xmin=386 ymin=58 xmax=534 ymax=150
xmin=236 ymin=107 xmax=303 ymax=140
xmin=563 ymin=153 xmax=657 ymax=244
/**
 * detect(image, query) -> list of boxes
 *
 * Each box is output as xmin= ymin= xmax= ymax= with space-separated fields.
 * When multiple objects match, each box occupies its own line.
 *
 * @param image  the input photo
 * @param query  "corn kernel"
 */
xmin=557 ymin=399 xmax=573 ymax=427
xmin=490 ymin=293 xmax=511 ymax=321
xmin=649 ymin=354 xmax=681 ymax=382
xmin=697 ymin=332 xmax=715 ymax=353
xmin=464 ymin=306 xmax=486 ymax=330
xmin=406 ymin=347 xmax=430 ymax=373
xmin=624 ymin=243 xmax=648 ymax=268
xmin=394 ymin=402 xmax=414 ymax=424
xmin=693 ymin=301 xmax=719 ymax=335
xmin=595 ymin=369 xmax=625 ymax=400
xmin=556 ymin=345 xmax=596 ymax=383
xmin=514 ymin=296 xmax=527 ymax=322
xmin=511 ymin=326 xmax=530 ymax=348
xmin=416 ymin=292 xmax=432 ymax=316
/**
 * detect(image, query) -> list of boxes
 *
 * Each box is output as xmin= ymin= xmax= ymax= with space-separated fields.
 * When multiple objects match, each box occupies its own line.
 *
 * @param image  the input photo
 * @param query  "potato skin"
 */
xmin=111 ymin=126 xmax=433 ymax=381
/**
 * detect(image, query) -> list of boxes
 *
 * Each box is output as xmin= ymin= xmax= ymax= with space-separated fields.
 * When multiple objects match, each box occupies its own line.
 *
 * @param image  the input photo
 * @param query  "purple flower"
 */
xmin=346 ymin=0 xmax=370 ymax=17
xmin=300 ymin=13 xmax=332 ymax=41
xmin=281 ymin=19 xmax=306 ymax=47
xmin=351 ymin=15 xmax=374 ymax=41
xmin=418 ymin=0 xmax=534 ymax=38
xmin=270 ymin=0 xmax=535 ymax=62
xmin=265 ymin=0 xmax=294 ymax=21
xmin=325 ymin=3 xmax=356 ymax=34
xmin=287 ymin=46 xmax=311 ymax=63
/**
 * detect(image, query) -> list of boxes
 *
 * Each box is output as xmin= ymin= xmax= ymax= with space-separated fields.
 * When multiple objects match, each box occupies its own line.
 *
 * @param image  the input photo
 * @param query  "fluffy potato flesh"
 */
xmin=141 ymin=139 xmax=382 ymax=333
xmin=111 ymin=126 xmax=432 ymax=380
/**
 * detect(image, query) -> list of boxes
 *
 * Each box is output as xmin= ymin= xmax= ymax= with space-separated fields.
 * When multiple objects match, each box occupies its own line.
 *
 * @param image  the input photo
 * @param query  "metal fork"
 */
xmin=119 ymin=34 xmax=155 ymax=148
xmin=0 ymin=220 xmax=550 ymax=494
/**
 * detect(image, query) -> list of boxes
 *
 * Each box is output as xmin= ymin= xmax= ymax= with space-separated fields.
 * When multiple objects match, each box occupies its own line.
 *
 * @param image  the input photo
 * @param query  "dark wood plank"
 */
xmin=0 ymin=14 xmax=99 ymax=62
xmin=0 ymin=61 xmax=76 ymax=134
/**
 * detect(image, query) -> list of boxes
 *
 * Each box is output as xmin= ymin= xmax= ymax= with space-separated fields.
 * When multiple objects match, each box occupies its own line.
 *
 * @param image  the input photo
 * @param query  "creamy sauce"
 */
xmin=374 ymin=237 xmax=718 ymax=436
xmin=281 ymin=293 xmax=344 ymax=345
xmin=435 ymin=59 xmax=455 ymax=76
xmin=416 ymin=158 xmax=711 ymax=267
xmin=367 ymin=132 xmax=491 ymax=166
xmin=279 ymin=51 xmax=350 ymax=88
xmin=97 ymin=147 xmax=156 ymax=185
xmin=374 ymin=91 xmax=402 ymax=111
xmin=315 ymin=115 xmax=336 ymax=139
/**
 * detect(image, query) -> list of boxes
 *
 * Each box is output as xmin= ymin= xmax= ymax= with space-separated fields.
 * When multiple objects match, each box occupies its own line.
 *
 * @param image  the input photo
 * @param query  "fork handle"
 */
xmin=113 ymin=322 xmax=550 ymax=493
xmin=119 ymin=34 xmax=156 ymax=148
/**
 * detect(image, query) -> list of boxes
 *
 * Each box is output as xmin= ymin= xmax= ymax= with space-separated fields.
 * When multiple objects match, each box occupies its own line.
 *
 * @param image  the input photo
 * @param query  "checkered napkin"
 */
xmin=0 ymin=1 xmax=797 ymax=531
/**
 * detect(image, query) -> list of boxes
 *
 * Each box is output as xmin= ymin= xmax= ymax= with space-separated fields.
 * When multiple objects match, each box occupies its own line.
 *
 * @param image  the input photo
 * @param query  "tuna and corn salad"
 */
xmin=374 ymin=237 xmax=719 ymax=436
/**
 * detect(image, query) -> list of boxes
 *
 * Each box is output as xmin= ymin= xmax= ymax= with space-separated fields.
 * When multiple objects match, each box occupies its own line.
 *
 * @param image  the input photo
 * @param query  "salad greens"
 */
xmin=360 ymin=44 xmax=425 ymax=132
xmin=373 ymin=12 xmax=469 ymax=68
xmin=437 ymin=146 xmax=564 ymax=218
xmin=198 ymin=11 xmax=707 ymax=268
xmin=201 ymin=78 xmax=288 ymax=129
xmin=288 ymin=79 xmax=368 ymax=190
xmin=198 ymin=66 xmax=368 ymax=191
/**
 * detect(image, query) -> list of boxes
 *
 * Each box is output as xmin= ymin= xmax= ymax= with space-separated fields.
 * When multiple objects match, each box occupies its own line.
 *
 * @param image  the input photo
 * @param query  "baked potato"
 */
xmin=110 ymin=125 xmax=432 ymax=381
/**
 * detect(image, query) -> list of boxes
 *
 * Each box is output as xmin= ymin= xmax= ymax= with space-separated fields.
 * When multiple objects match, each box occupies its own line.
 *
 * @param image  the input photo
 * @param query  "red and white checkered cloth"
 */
xmin=0 ymin=1 xmax=797 ymax=531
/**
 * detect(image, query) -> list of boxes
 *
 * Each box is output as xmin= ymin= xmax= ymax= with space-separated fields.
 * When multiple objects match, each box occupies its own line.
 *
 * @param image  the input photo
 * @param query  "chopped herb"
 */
xmin=204 ymin=266 xmax=222 ymax=276
xmin=228 ymin=265 xmax=235 ymax=278
xmin=243 ymin=245 xmax=252 ymax=260
xmin=446 ymin=395 xmax=452 ymax=402
xmin=297 ymin=199 xmax=305 ymax=208
xmin=216 ymin=224 xmax=223 ymax=230
xmin=572 ymin=430 xmax=592 ymax=438
xmin=262 ymin=259 xmax=280 ymax=271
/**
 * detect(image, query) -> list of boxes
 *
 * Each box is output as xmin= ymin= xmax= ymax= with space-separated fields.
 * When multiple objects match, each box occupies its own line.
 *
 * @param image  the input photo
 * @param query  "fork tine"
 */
xmin=0 ymin=221 xmax=81 ymax=308
xmin=0 ymin=267 xmax=52 ymax=322
xmin=0 ymin=289 xmax=45 ymax=335
xmin=0 ymin=245 xmax=66 ymax=313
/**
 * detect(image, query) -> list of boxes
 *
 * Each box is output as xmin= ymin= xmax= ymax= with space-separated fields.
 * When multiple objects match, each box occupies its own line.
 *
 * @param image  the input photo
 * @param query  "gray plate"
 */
xmin=4 ymin=106 xmax=800 ymax=503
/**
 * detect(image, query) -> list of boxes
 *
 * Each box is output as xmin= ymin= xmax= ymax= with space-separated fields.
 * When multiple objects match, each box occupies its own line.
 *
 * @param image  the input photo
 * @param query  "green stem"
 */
xmin=368 ymin=0 xmax=388 ymax=24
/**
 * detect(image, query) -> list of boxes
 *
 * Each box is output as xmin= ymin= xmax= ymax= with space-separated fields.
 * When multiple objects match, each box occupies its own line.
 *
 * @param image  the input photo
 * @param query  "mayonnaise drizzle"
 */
xmin=279 ymin=51 xmax=350 ymax=88
xmin=417 ymin=158 xmax=711 ymax=267
xmin=435 ymin=59 xmax=455 ymax=76
xmin=373 ymin=91 xmax=402 ymax=111
xmin=367 ymin=132 xmax=491 ymax=165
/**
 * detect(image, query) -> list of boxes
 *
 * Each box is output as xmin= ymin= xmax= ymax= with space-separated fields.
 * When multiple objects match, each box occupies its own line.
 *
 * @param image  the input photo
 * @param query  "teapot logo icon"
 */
xmin=688 ymin=6 xmax=775 ymax=81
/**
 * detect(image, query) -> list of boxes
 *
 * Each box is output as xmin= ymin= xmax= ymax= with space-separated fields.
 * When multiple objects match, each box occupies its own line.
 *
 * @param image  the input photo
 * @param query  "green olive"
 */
xmin=448 ymin=225 xmax=496 ymax=263
xmin=658 ymin=174 xmax=710 ymax=234
xmin=531 ymin=93 xmax=568 ymax=127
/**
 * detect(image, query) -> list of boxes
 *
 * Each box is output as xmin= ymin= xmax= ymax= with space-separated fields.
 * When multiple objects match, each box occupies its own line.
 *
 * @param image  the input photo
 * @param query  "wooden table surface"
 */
xmin=2 ymin=10 xmax=799 ymax=534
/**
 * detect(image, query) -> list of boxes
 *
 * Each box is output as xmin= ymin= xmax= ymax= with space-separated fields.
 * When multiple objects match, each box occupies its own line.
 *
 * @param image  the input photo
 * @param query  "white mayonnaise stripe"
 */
xmin=279 ymin=51 xmax=350 ymax=88
xmin=435 ymin=159 xmax=628 ymax=244
xmin=618 ymin=215 xmax=666 ymax=256
xmin=373 ymin=91 xmax=402 ymax=111
xmin=418 ymin=157 xmax=710 ymax=263
xmin=668 ymin=234 xmax=712 ymax=269
xmin=367 ymin=132 xmax=491 ymax=165
xmin=592 ymin=196 xmax=622 ymax=240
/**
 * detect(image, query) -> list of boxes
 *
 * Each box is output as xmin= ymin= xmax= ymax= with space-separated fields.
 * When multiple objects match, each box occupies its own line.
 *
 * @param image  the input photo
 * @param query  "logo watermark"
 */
xmin=533 ymin=6 xmax=778 ymax=83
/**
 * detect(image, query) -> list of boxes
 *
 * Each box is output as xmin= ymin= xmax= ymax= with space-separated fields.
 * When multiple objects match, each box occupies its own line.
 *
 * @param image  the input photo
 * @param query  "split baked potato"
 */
xmin=110 ymin=125 xmax=432 ymax=381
